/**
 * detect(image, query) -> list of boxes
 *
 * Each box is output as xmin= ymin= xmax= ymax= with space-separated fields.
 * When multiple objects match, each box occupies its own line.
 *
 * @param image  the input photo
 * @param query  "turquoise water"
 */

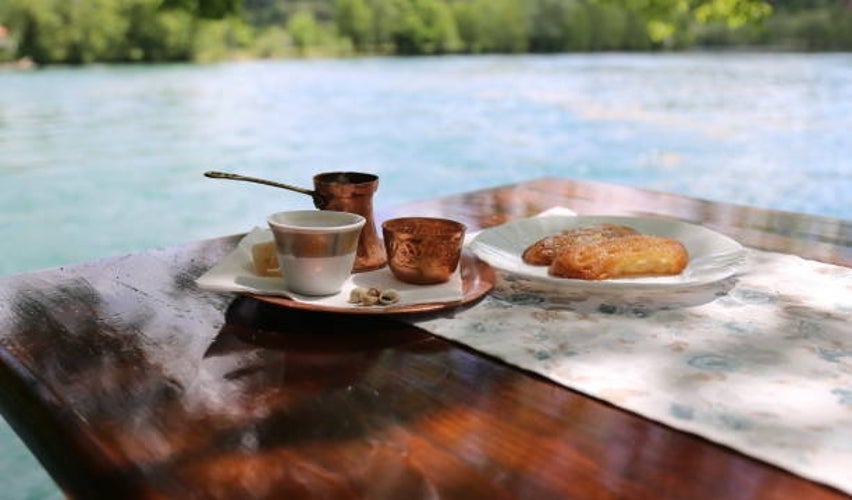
xmin=2 ymin=54 xmax=852 ymax=279
xmin=1 ymin=53 xmax=851 ymax=497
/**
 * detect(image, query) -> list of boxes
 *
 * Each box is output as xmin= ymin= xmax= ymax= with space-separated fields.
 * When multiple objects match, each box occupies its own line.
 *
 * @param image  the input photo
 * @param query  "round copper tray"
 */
xmin=249 ymin=252 xmax=494 ymax=315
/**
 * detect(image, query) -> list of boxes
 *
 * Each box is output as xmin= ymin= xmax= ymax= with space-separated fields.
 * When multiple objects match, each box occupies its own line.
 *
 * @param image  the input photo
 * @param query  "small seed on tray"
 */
xmin=348 ymin=287 xmax=366 ymax=304
xmin=379 ymin=289 xmax=400 ymax=305
xmin=348 ymin=286 xmax=400 ymax=307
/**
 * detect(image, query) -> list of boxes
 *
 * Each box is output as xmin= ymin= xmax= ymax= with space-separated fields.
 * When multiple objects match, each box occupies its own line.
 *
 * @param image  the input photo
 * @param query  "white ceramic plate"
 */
xmin=469 ymin=215 xmax=745 ymax=291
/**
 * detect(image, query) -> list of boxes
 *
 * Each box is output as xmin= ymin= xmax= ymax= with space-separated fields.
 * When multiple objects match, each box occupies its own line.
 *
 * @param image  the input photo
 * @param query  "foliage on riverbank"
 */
xmin=0 ymin=0 xmax=850 ymax=65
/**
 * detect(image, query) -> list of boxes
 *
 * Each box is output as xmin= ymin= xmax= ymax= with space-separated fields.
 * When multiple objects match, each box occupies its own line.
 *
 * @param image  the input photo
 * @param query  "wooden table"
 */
xmin=0 ymin=178 xmax=849 ymax=499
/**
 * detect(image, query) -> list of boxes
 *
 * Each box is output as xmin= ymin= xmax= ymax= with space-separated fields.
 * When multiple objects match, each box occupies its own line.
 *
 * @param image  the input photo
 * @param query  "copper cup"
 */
xmin=203 ymin=170 xmax=387 ymax=273
xmin=382 ymin=217 xmax=466 ymax=285
xmin=314 ymin=172 xmax=387 ymax=273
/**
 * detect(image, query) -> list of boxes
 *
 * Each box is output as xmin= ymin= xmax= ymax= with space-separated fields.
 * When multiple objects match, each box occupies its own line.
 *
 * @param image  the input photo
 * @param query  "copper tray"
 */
xmin=249 ymin=252 xmax=494 ymax=315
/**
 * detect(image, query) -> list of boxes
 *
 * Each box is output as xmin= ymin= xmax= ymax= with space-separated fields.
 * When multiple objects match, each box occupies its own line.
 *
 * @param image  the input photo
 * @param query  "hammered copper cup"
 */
xmin=382 ymin=217 xmax=466 ymax=285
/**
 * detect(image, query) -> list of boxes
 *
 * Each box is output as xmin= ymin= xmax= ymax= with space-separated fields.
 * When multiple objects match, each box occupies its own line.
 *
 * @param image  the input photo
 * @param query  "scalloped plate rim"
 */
xmin=468 ymin=215 xmax=745 ymax=290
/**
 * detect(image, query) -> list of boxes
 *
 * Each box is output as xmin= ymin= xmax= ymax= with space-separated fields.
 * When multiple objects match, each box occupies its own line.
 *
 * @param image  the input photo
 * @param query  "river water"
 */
xmin=2 ymin=53 xmax=852 ymax=279
xmin=0 ymin=53 xmax=851 ymax=496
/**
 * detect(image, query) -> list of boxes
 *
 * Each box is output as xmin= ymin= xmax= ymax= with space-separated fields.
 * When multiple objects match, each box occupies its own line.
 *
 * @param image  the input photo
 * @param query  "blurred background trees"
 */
xmin=0 ymin=0 xmax=850 ymax=65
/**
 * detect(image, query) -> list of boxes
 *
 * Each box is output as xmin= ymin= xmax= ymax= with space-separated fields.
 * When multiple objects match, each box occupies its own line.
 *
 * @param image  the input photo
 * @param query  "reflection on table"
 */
xmin=0 ymin=178 xmax=848 ymax=498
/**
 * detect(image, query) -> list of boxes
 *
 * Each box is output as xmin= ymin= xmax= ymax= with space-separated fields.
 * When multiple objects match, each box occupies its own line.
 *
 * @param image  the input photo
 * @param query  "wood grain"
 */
xmin=0 ymin=178 xmax=848 ymax=499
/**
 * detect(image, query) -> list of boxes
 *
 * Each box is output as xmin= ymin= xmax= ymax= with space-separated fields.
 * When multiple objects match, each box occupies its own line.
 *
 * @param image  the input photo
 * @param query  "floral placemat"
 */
xmin=410 ymin=240 xmax=852 ymax=493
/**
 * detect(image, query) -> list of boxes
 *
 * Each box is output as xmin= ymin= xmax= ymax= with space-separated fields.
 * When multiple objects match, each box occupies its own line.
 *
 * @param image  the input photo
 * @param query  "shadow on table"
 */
xmin=197 ymin=296 xmax=474 ymax=447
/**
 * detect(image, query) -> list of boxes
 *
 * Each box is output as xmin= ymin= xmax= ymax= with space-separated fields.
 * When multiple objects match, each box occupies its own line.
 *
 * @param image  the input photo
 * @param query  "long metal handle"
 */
xmin=204 ymin=171 xmax=326 ymax=208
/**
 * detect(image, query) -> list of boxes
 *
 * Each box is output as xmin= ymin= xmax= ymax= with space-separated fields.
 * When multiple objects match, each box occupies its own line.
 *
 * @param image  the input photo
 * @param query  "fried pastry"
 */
xmin=522 ymin=224 xmax=639 ymax=266
xmin=548 ymin=234 xmax=689 ymax=280
xmin=251 ymin=241 xmax=280 ymax=277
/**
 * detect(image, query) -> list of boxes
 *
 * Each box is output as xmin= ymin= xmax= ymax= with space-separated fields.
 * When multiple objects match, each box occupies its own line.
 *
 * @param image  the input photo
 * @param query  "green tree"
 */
xmin=253 ymin=25 xmax=291 ymax=57
xmin=5 ymin=0 xmax=848 ymax=63
xmin=451 ymin=1 xmax=481 ymax=52
xmin=160 ymin=0 xmax=244 ymax=19
xmin=121 ymin=1 xmax=195 ymax=62
xmin=394 ymin=0 xmax=460 ymax=54
xmin=0 ymin=0 xmax=238 ymax=63
xmin=452 ymin=0 xmax=526 ymax=53
xmin=287 ymin=9 xmax=322 ymax=52
xmin=694 ymin=0 xmax=773 ymax=27
xmin=478 ymin=0 xmax=528 ymax=52
xmin=594 ymin=0 xmax=772 ymax=43
xmin=366 ymin=0 xmax=405 ymax=51
xmin=587 ymin=2 xmax=627 ymax=49
xmin=193 ymin=16 xmax=254 ymax=61
xmin=337 ymin=0 xmax=373 ymax=50
xmin=61 ymin=0 xmax=128 ymax=63
xmin=528 ymin=0 xmax=649 ymax=53
xmin=1 ymin=0 xmax=127 ymax=63
xmin=621 ymin=9 xmax=652 ymax=50
xmin=528 ymin=0 xmax=572 ymax=52
xmin=3 ymin=0 xmax=65 ymax=63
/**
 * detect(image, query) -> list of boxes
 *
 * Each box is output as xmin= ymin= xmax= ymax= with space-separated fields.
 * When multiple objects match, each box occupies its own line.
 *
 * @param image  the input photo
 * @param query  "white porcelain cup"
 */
xmin=267 ymin=210 xmax=366 ymax=296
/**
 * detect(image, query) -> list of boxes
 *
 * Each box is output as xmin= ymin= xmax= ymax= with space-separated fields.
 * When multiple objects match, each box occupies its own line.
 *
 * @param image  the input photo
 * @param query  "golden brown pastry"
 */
xmin=251 ymin=241 xmax=280 ymax=277
xmin=522 ymin=224 xmax=639 ymax=266
xmin=548 ymin=234 xmax=689 ymax=280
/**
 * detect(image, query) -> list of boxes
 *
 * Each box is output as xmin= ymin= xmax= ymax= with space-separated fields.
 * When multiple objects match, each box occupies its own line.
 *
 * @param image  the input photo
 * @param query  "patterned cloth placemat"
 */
xmin=409 ymin=248 xmax=852 ymax=494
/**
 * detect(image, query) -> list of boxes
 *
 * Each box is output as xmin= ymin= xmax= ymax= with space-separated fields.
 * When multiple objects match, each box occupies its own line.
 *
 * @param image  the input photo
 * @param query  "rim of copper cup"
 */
xmin=313 ymin=172 xmax=379 ymax=187
xmin=382 ymin=217 xmax=466 ymax=235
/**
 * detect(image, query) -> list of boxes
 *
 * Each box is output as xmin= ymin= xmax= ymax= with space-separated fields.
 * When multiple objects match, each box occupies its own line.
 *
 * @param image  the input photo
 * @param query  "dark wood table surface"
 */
xmin=0 ymin=178 xmax=849 ymax=499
